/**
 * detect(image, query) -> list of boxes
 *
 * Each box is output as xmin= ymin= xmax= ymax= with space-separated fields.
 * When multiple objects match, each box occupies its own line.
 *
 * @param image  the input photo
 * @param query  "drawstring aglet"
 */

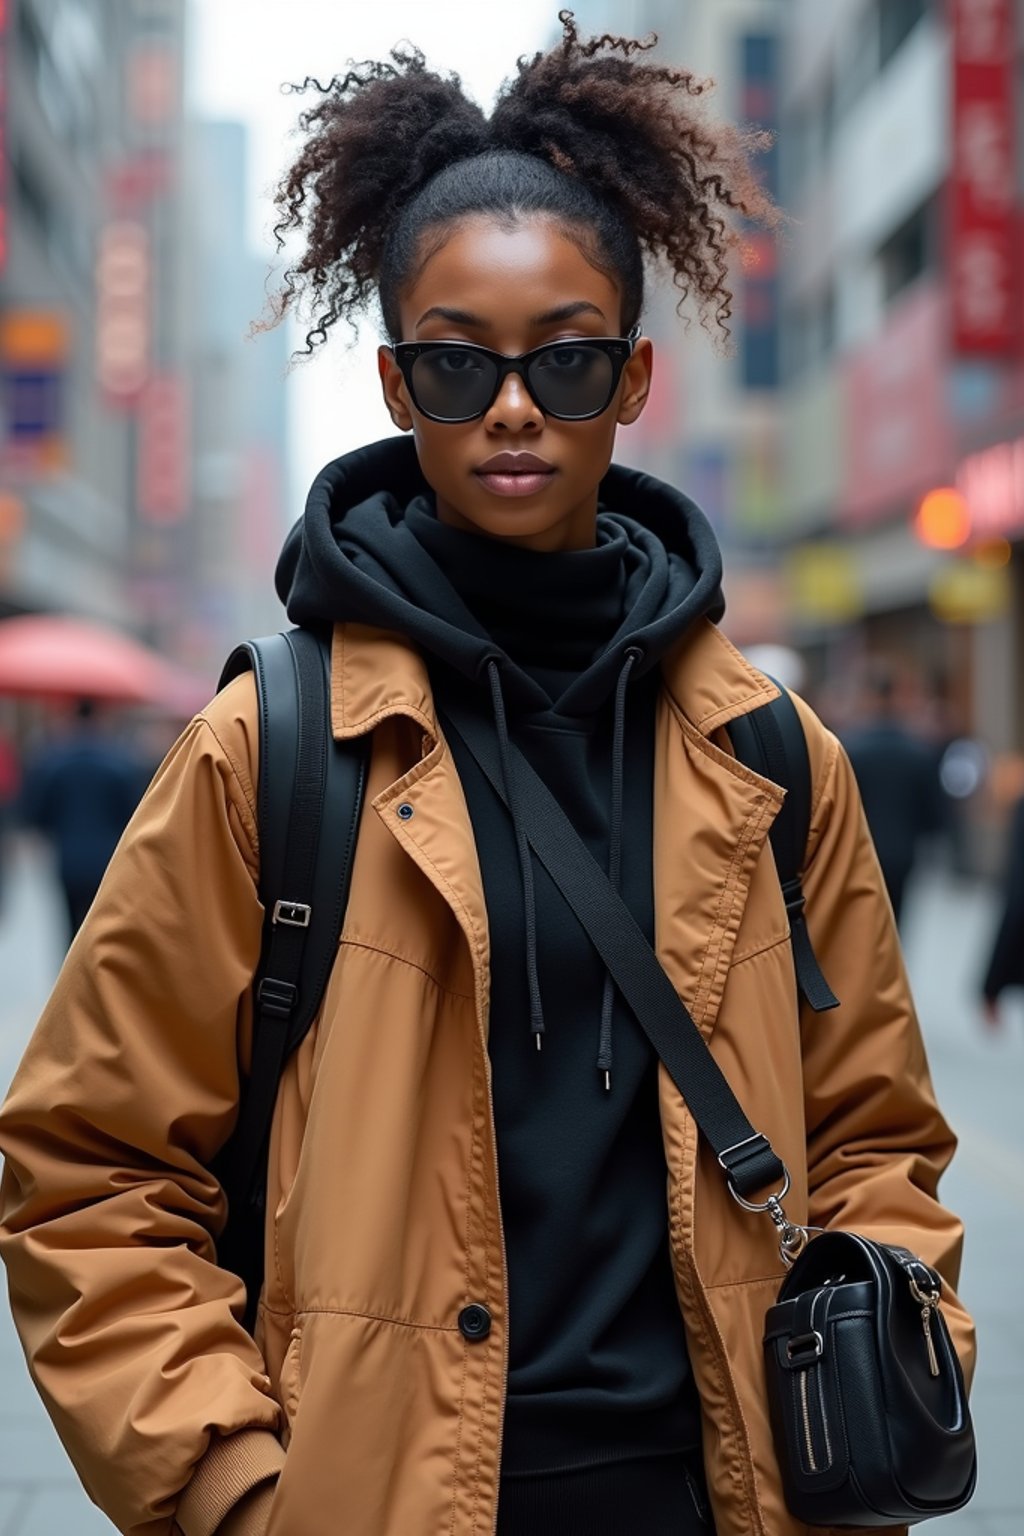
xmin=604 ymin=1070 xmax=611 ymax=1091
xmin=534 ymin=1032 xmax=543 ymax=1051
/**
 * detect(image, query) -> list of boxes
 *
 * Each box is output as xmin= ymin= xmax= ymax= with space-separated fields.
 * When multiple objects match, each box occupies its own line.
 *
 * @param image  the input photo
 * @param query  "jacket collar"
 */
xmin=330 ymin=618 xmax=778 ymax=742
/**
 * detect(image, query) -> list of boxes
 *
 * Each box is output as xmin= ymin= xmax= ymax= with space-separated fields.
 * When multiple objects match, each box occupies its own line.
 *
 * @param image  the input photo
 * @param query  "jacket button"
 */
xmin=458 ymin=1303 xmax=492 ymax=1341
xmin=397 ymin=802 xmax=415 ymax=821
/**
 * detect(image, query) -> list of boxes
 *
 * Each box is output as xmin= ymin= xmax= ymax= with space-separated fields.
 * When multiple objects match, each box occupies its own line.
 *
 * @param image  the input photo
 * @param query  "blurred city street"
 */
xmin=2 ymin=0 xmax=1024 ymax=1531
xmin=0 ymin=839 xmax=1020 ymax=1535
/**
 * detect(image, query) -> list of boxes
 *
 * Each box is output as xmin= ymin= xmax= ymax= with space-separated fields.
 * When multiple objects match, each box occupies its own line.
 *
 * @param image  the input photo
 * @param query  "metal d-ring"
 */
xmin=726 ymin=1166 xmax=792 ymax=1213
xmin=724 ymin=1166 xmax=822 ymax=1265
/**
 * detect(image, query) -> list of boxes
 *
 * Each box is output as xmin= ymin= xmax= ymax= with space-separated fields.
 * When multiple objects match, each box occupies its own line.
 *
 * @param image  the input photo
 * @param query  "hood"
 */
xmin=276 ymin=435 xmax=726 ymax=1084
xmin=276 ymin=436 xmax=725 ymax=718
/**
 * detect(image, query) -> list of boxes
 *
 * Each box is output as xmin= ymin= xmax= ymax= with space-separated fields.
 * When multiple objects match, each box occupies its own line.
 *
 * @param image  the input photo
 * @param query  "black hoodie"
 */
xmin=277 ymin=437 xmax=725 ymax=1505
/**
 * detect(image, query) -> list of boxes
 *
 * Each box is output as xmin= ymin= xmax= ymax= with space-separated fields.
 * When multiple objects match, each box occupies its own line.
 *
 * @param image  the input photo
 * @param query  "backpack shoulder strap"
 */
xmin=214 ymin=628 xmax=368 ymax=1322
xmin=727 ymin=686 xmax=839 ymax=1014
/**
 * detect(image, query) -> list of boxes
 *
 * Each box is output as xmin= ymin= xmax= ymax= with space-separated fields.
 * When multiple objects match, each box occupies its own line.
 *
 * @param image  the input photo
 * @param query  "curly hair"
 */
xmin=269 ymin=10 xmax=777 ymax=354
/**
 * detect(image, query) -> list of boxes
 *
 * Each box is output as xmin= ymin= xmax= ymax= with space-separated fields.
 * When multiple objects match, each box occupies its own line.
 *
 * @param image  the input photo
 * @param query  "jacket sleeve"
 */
xmin=794 ymin=700 xmax=976 ymax=1386
xmin=981 ymin=794 xmax=1024 ymax=1002
xmin=0 ymin=678 xmax=285 ymax=1536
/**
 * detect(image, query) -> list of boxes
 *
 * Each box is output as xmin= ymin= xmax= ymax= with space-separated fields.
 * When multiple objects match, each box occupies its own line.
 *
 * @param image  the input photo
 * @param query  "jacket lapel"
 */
xmin=330 ymin=624 xmax=492 ymax=1036
xmin=331 ymin=619 xmax=788 ymax=1043
xmin=654 ymin=620 xmax=785 ymax=1035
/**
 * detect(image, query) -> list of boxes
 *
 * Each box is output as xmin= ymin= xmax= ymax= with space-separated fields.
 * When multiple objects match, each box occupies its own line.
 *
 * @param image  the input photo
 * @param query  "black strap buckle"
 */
xmin=780 ymin=877 xmax=806 ymax=919
xmin=256 ymin=977 xmax=298 ymax=1019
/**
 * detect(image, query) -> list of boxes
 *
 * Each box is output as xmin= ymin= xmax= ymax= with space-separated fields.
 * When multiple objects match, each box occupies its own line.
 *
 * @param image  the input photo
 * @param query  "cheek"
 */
xmin=549 ymin=418 xmax=619 ymax=480
xmin=411 ymin=423 xmax=470 ymax=479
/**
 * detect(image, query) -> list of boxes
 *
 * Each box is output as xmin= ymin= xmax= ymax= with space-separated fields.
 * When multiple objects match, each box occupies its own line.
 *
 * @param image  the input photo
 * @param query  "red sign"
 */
xmin=137 ymin=372 xmax=189 ymax=524
xmin=950 ymin=0 xmax=1017 ymax=355
xmin=956 ymin=436 xmax=1024 ymax=538
xmin=842 ymin=283 xmax=953 ymax=525
xmin=95 ymin=221 xmax=150 ymax=406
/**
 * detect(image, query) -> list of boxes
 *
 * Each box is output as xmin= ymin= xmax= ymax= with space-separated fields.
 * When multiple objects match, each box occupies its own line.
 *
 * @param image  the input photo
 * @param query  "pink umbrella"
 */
xmin=0 ymin=614 xmax=211 ymax=714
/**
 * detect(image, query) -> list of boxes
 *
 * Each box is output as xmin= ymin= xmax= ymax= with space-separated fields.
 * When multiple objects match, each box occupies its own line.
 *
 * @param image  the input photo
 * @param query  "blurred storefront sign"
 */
xmin=956 ymin=435 xmax=1024 ymax=538
xmin=137 ymin=372 xmax=189 ymax=524
xmin=841 ymin=283 xmax=952 ymax=525
xmin=0 ymin=0 xmax=9 ymax=274
xmin=127 ymin=39 xmax=179 ymax=137
xmin=738 ymin=32 xmax=779 ymax=390
xmin=0 ymin=309 xmax=70 ymax=476
xmin=950 ymin=0 xmax=1017 ymax=355
xmin=785 ymin=542 xmax=863 ymax=626
xmin=95 ymin=220 xmax=150 ymax=405
xmin=106 ymin=152 xmax=174 ymax=210
xmin=929 ymin=557 xmax=1011 ymax=624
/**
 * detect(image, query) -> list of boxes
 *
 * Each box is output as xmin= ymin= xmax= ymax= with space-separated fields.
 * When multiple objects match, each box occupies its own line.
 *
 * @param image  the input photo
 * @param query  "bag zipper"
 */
xmin=797 ymin=1361 xmax=832 ymax=1474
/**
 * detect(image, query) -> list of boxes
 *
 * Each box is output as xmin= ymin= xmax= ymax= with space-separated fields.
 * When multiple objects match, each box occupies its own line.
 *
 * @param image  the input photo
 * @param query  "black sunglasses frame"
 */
xmin=390 ymin=325 xmax=643 ymax=424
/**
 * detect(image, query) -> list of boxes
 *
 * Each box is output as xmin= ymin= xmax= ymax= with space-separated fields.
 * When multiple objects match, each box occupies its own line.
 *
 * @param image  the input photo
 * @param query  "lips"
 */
xmin=474 ymin=451 xmax=556 ymax=498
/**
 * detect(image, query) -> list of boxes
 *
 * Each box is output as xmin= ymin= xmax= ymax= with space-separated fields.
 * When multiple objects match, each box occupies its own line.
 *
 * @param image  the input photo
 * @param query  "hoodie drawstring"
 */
xmin=597 ymin=646 xmax=643 ymax=1090
xmin=487 ymin=647 xmax=643 ymax=1081
xmin=487 ymin=660 xmax=546 ymax=1049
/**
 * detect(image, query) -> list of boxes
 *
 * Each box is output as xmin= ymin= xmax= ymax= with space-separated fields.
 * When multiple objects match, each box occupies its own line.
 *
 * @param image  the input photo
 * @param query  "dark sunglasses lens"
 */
xmin=528 ymin=345 xmax=616 ymax=418
xmin=410 ymin=349 xmax=497 ymax=420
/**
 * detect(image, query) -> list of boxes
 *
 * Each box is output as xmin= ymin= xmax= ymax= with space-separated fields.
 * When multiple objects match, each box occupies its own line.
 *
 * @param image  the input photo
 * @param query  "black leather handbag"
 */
xmin=440 ymin=700 xmax=978 ymax=1530
xmin=763 ymin=1231 xmax=976 ymax=1526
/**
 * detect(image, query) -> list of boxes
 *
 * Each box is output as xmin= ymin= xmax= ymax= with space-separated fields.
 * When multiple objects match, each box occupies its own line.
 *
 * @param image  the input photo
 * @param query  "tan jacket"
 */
xmin=0 ymin=620 xmax=974 ymax=1536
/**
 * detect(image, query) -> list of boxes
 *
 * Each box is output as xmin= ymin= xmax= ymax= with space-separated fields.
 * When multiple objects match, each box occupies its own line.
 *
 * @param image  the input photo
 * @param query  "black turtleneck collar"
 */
xmin=405 ymin=498 xmax=626 ymax=683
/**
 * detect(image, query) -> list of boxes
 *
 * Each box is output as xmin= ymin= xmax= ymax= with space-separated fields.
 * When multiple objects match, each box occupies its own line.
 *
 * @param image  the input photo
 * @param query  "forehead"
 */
xmin=400 ymin=215 xmax=621 ymax=337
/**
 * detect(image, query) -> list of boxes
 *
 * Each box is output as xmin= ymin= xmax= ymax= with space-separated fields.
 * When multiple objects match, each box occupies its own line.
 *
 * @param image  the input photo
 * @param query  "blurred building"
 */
xmin=613 ymin=0 xmax=1024 ymax=777
xmin=773 ymin=0 xmax=1024 ymax=764
xmin=0 ymin=0 xmax=189 ymax=637
xmin=1 ymin=0 xmax=287 ymax=680
xmin=184 ymin=117 xmax=291 ymax=664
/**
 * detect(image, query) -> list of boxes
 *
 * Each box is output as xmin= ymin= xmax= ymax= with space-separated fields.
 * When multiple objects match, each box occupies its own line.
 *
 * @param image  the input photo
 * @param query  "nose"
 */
xmin=484 ymin=369 xmax=543 ymax=433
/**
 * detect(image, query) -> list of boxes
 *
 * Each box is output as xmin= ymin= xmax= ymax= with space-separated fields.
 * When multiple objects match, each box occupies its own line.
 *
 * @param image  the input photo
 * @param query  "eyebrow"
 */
xmin=414 ymin=300 xmax=608 ymax=330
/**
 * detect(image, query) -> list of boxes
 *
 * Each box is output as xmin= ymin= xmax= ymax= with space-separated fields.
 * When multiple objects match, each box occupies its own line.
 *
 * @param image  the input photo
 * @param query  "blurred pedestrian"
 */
xmin=0 ymin=17 xmax=974 ymax=1536
xmin=843 ymin=662 xmax=944 ymax=925
xmin=19 ymin=698 xmax=142 ymax=942
xmin=980 ymin=794 xmax=1024 ymax=1028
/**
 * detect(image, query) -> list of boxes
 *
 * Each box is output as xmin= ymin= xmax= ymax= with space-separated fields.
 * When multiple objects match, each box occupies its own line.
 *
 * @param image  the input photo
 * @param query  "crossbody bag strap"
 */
xmin=440 ymin=699 xmax=787 ymax=1209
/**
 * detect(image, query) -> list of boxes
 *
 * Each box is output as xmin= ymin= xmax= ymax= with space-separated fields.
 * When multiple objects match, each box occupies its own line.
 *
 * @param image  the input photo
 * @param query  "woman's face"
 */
xmin=378 ymin=215 xmax=653 ymax=553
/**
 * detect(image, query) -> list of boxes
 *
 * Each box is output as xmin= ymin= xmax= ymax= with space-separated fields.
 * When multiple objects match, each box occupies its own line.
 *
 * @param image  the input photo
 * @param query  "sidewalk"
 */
xmin=0 ymin=842 xmax=1020 ymax=1533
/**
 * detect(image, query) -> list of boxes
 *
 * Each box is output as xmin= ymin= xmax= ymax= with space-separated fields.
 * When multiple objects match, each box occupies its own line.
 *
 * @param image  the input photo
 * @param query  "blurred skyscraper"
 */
xmin=1 ymin=0 xmax=189 ymax=637
xmin=0 ymin=0 xmax=289 ymax=679
xmin=184 ymin=118 xmax=291 ymax=665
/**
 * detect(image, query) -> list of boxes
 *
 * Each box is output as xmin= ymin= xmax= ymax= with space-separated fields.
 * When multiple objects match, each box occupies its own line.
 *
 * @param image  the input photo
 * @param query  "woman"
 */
xmin=0 ymin=16 xmax=973 ymax=1536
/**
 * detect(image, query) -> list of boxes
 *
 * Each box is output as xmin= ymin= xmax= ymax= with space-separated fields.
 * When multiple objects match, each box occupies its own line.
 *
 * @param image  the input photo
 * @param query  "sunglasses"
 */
xmin=390 ymin=325 xmax=642 ymax=424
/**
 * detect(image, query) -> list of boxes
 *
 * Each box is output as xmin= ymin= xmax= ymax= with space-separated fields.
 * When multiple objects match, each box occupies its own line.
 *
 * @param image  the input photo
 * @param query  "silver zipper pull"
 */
xmin=920 ymin=1300 xmax=940 ymax=1377
xmin=909 ymin=1276 xmax=941 ymax=1377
